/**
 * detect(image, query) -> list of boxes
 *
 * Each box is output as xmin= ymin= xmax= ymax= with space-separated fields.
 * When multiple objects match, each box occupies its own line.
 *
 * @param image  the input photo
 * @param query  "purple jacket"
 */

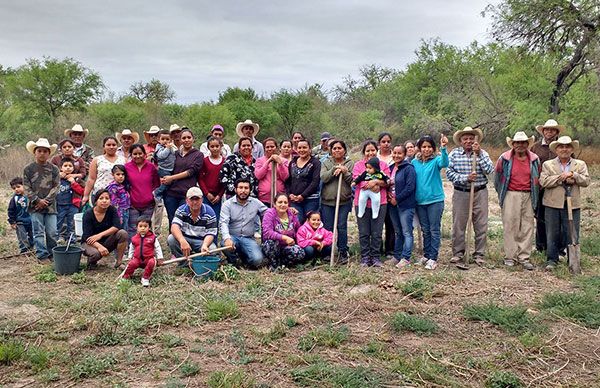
xmin=261 ymin=208 xmax=301 ymax=247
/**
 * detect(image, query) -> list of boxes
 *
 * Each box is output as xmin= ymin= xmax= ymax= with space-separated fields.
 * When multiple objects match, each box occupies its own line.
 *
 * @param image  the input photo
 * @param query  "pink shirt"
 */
xmin=254 ymin=156 xmax=290 ymax=204
xmin=352 ymin=159 xmax=391 ymax=207
xmin=125 ymin=160 xmax=160 ymax=209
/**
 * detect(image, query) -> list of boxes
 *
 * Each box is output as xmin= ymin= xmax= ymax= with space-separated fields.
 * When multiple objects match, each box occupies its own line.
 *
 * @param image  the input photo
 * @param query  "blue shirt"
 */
xmin=412 ymin=148 xmax=449 ymax=205
xmin=56 ymin=179 xmax=73 ymax=206
xmin=172 ymin=203 xmax=218 ymax=240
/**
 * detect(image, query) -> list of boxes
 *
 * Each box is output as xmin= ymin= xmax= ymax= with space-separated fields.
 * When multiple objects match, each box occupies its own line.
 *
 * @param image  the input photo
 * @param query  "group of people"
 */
xmin=8 ymin=118 xmax=590 ymax=286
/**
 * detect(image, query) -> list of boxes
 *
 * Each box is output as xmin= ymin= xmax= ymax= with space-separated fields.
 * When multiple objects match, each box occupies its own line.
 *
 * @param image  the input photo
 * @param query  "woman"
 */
xmin=125 ymin=144 xmax=160 ymax=236
xmin=291 ymin=131 xmax=305 ymax=156
xmin=199 ymin=136 xmax=225 ymax=224
xmin=404 ymin=140 xmax=417 ymax=161
xmin=389 ymin=145 xmax=416 ymax=268
xmin=286 ymin=139 xmax=321 ymax=224
xmin=51 ymin=139 xmax=87 ymax=180
xmin=412 ymin=134 xmax=449 ymax=270
xmin=220 ymin=137 xmax=258 ymax=198
xmin=81 ymin=189 xmax=129 ymax=269
xmin=163 ymin=128 xmax=204 ymax=224
xmin=377 ymin=132 xmax=394 ymax=164
xmin=377 ymin=132 xmax=395 ymax=259
xmin=353 ymin=140 xmax=391 ymax=267
xmin=83 ymin=137 xmax=126 ymax=205
xmin=116 ymin=129 xmax=139 ymax=162
xmin=261 ymin=194 xmax=305 ymax=269
xmin=320 ymin=139 xmax=354 ymax=263
xmin=280 ymin=140 xmax=293 ymax=162
xmin=255 ymin=138 xmax=289 ymax=206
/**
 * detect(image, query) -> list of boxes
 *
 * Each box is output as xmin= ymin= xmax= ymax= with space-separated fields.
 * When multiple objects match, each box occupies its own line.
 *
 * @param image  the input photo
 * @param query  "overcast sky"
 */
xmin=1 ymin=0 xmax=496 ymax=104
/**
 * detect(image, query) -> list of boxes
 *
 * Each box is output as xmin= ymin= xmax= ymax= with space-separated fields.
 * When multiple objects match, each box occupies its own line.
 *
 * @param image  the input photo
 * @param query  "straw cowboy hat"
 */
xmin=549 ymin=136 xmax=579 ymax=154
xmin=452 ymin=127 xmax=484 ymax=146
xmin=144 ymin=125 xmax=161 ymax=143
xmin=26 ymin=138 xmax=57 ymax=155
xmin=535 ymin=119 xmax=565 ymax=135
xmin=169 ymin=124 xmax=181 ymax=133
xmin=506 ymin=131 xmax=535 ymax=148
xmin=64 ymin=124 xmax=89 ymax=137
xmin=115 ymin=129 xmax=140 ymax=144
xmin=235 ymin=119 xmax=260 ymax=138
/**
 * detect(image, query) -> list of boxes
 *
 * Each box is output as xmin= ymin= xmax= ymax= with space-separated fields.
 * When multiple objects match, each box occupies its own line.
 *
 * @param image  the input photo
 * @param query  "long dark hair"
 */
xmin=111 ymin=164 xmax=130 ymax=191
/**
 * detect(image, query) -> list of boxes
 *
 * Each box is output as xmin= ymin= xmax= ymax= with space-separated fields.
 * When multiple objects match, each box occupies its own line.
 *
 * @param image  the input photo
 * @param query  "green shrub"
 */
xmin=463 ymin=303 xmax=545 ymax=335
xmin=485 ymin=370 xmax=523 ymax=388
xmin=36 ymin=266 xmax=57 ymax=283
xmin=0 ymin=339 xmax=25 ymax=365
xmin=212 ymin=264 xmax=240 ymax=282
xmin=398 ymin=277 xmax=434 ymax=300
xmin=389 ymin=312 xmax=439 ymax=335
xmin=179 ymin=360 xmax=200 ymax=377
xmin=291 ymin=360 xmax=380 ymax=387
xmin=204 ymin=297 xmax=240 ymax=322
xmin=298 ymin=324 xmax=349 ymax=351
xmin=207 ymin=370 xmax=255 ymax=388
xmin=539 ymin=291 xmax=600 ymax=328
xmin=70 ymin=354 xmax=116 ymax=379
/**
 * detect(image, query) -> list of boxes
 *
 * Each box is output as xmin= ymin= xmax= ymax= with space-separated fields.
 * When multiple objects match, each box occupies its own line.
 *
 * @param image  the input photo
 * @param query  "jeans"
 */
xmin=321 ymin=202 xmax=352 ymax=255
xmin=57 ymin=204 xmax=78 ymax=240
xmin=545 ymin=206 xmax=578 ymax=263
xmin=388 ymin=205 xmax=406 ymax=259
xmin=164 ymin=195 xmax=186 ymax=226
xmin=154 ymin=168 xmax=172 ymax=199
xmin=167 ymin=234 xmax=216 ymax=258
xmin=30 ymin=212 xmax=58 ymax=260
xmin=223 ymin=236 xmax=266 ymax=269
xmin=290 ymin=197 xmax=320 ymax=224
xmin=356 ymin=204 xmax=387 ymax=261
xmin=416 ymin=201 xmax=444 ymax=261
xmin=203 ymin=197 xmax=222 ymax=227
xmin=15 ymin=221 xmax=34 ymax=253
xmin=304 ymin=245 xmax=332 ymax=262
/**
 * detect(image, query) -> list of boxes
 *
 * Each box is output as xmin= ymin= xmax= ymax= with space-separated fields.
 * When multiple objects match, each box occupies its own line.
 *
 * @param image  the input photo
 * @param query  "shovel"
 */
xmin=330 ymin=172 xmax=343 ymax=266
xmin=270 ymin=160 xmax=277 ymax=207
xmin=565 ymin=185 xmax=581 ymax=274
xmin=456 ymin=151 xmax=478 ymax=270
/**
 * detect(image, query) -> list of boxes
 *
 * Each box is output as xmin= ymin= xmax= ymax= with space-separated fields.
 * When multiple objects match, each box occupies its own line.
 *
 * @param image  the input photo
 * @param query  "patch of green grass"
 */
xmin=38 ymin=367 xmax=60 ymax=383
xmin=335 ymin=265 xmax=380 ymax=286
xmin=204 ymin=297 xmax=240 ymax=322
xmin=576 ymin=275 xmax=600 ymax=295
xmin=389 ymin=312 xmax=439 ymax=335
xmin=390 ymin=353 xmax=462 ymax=387
xmin=26 ymin=346 xmax=51 ymax=371
xmin=207 ymin=370 xmax=256 ymax=388
xmin=0 ymin=339 xmax=25 ymax=365
xmin=212 ymin=264 xmax=241 ymax=282
xmin=70 ymin=354 xmax=116 ymax=380
xmin=291 ymin=360 xmax=380 ymax=387
xmin=463 ymin=303 xmax=546 ymax=335
xmin=298 ymin=324 xmax=350 ymax=351
xmin=485 ymin=370 xmax=523 ymax=388
xmin=581 ymin=232 xmax=600 ymax=256
xmin=159 ymin=333 xmax=184 ymax=348
xmin=179 ymin=360 xmax=200 ymax=377
xmin=518 ymin=332 xmax=544 ymax=350
xmin=258 ymin=320 xmax=288 ymax=345
xmin=70 ymin=271 xmax=87 ymax=284
xmin=397 ymin=276 xmax=435 ymax=300
xmin=36 ymin=266 xmax=57 ymax=283
xmin=284 ymin=316 xmax=299 ymax=328
xmin=539 ymin=291 xmax=600 ymax=328
xmin=84 ymin=323 xmax=122 ymax=346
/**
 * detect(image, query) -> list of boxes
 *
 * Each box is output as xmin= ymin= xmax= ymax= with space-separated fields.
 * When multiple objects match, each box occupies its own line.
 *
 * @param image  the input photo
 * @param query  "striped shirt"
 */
xmin=447 ymin=147 xmax=494 ymax=189
xmin=172 ymin=203 xmax=218 ymax=240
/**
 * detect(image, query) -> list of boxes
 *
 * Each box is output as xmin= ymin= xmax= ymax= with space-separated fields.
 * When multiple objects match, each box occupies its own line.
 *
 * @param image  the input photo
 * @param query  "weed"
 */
xmin=38 ymin=367 xmax=60 ymax=383
xmin=159 ymin=333 xmax=184 ymax=348
xmin=291 ymin=360 xmax=380 ymax=387
xmin=397 ymin=276 xmax=434 ymax=300
xmin=36 ymin=266 xmax=57 ymax=283
xmin=207 ymin=370 xmax=256 ymax=388
xmin=335 ymin=265 xmax=379 ymax=286
xmin=163 ymin=378 xmax=186 ymax=388
xmin=26 ymin=346 xmax=50 ymax=371
xmin=70 ymin=271 xmax=87 ymax=284
xmin=70 ymin=354 xmax=116 ymax=379
xmin=298 ymin=324 xmax=350 ymax=351
xmin=390 ymin=353 xmax=461 ymax=387
xmin=213 ymin=264 xmax=240 ymax=282
xmin=389 ymin=312 xmax=439 ymax=335
xmin=518 ymin=332 xmax=544 ymax=350
xmin=284 ymin=316 xmax=299 ymax=328
xmin=204 ymin=297 xmax=240 ymax=322
xmin=179 ymin=360 xmax=200 ymax=377
xmin=539 ymin=291 xmax=600 ymax=328
xmin=0 ymin=339 xmax=25 ymax=365
xmin=581 ymin=232 xmax=600 ymax=256
xmin=84 ymin=323 xmax=122 ymax=346
xmin=576 ymin=275 xmax=600 ymax=295
xmin=463 ymin=303 xmax=546 ymax=335
xmin=258 ymin=320 xmax=288 ymax=345
xmin=485 ymin=370 xmax=523 ymax=388
xmin=229 ymin=330 xmax=253 ymax=365
xmin=361 ymin=340 xmax=391 ymax=360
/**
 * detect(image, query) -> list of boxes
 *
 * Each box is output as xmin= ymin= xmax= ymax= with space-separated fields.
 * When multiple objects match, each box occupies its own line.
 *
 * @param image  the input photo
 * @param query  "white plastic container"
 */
xmin=74 ymin=213 xmax=83 ymax=236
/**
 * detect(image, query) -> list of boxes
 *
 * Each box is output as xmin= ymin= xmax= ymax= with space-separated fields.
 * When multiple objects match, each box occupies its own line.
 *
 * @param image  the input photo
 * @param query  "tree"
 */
xmin=271 ymin=89 xmax=313 ymax=138
xmin=218 ymin=87 xmax=259 ymax=104
xmin=129 ymin=78 xmax=175 ymax=104
xmin=486 ymin=0 xmax=600 ymax=114
xmin=6 ymin=57 xmax=103 ymax=127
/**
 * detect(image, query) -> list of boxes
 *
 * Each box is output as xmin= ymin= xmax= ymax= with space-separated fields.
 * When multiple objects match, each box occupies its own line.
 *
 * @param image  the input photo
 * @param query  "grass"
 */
xmin=203 ymin=297 xmax=240 ymax=322
xmin=291 ymin=359 xmax=381 ymax=388
xmin=485 ymin=370 xmax=523 ymax=388
xmin=335 ymin=265 xmax=380 ymax=286
xmin=0 ymin=339 xmax=25 ymax=365
xmin=463 ymin=303 xmax=546 ymax=335
xmin=207 ymin=370 xmax=255 ymax=388
xmin=70 ymin=354 xmax=116 ymax=379
xmin=539 ymin=290 xmax=600 ymax=328
xmin=389 ymin=312 xmax=439 ymax=335
xmin=390 ymin=353 xmax=462 ymax=387
xmin=35 ymin=265 xmax=58 ymax=283
xmin=179 ymin=360 xmax=200 ymax=377
xmin=258 ymin=319 xmax=289 ymax=345
xmin=298 ymin=324 xmax=350 ymax=351
xmin=397 ymin=276 xmax=435 ymax=300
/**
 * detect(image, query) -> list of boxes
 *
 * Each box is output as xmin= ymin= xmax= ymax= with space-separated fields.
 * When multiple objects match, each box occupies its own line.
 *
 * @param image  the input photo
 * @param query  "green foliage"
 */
xmin=129 ymin=78 xmax=175 ymax=104
xmin=291 ymin=359 xmax=380 ymax=388
xmin=36 ymin=266 xmax=58 ymax=283
xmin=0 ymin=339 xmax=25 ymax=365
xmin=70 ymin=354 xmax=116 ymax=379
xmin=271 ymin=89 xmax=312 ymax=138
xmin=207 ymin=370 xmax=256 ymax=388
xmin=298 ymin=324 xmax=349 ymax=351
xmin=258 ymin=320 xmax=289 ymax=345
xmin=539 ymin=290 xmax=600 ymax=328
xmin=389 ymin=312 xmax=439 ymax=335
xmin=212 ymin=264 xmax=240 ymax=282
xmin=159 ymin=333 xmax=184 ymax=348
xmin=179 ymin=360 xmax=200 ymax=377
xmin=485 ymin=370 xmax=523 ymax=388
xmin=398 ymin=276 xmax=435 ymax=300
xmin=26 ymin=346 xmax=51 ymax=372
xmin=203 ymin=297 xmax=240 ymax=322
xmin=463 ymin=303 xmax=546 ymax=335
xmin=70 ymin=271 xmax=87 ymax=284
xmin=335 ymin=265 xmax=380 ymax=286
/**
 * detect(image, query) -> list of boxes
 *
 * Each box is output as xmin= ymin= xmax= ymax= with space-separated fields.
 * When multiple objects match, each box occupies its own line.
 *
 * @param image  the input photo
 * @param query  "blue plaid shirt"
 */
xmin=447 ymin=147 xmax=494 ymax=189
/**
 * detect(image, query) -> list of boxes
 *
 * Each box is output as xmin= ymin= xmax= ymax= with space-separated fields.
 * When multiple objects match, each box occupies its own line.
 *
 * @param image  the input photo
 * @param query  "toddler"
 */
xmin=106 ymin=165 xmax=130 ymax=230
xmin=296 ymin=211 xmax=333 ymax=261
xmin=8 ymin=177 xmax=34 ymax=253
xmin=153 ymin=129 xmax=176 ymax=200
xmin=122 ymin=217 xmax=163 ymax=286
xmin=56 ymin=159 xmax=85 ymax=240
xmin=352 ymin=157 xmax=389 ymax=218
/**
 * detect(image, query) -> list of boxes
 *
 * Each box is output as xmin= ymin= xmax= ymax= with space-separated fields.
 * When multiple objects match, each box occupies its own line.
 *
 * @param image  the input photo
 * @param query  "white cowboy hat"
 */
xmin=64 ymin=124 xmax=89 ymax=137
xmin=169 ymin=124 xmax=181 ymax=133
xmin=549 ymin=136 xmax=579 ymax=154
xmin=506 ymin=131 xmax=535 ymax=148
xmin=452 ymin=126 xmax=484 ymax=146
xmin=115 ymin=129 xmax=140 ymax=144
xmin=535 ymin=119 xmax=565 ymax=135
xmin=144 ymin=125 xmax=161 ymax=143
xmin=26 ymin=138 xmax=57 ymax=155
xmin=235 ymin=119 xmax=260 ymax=138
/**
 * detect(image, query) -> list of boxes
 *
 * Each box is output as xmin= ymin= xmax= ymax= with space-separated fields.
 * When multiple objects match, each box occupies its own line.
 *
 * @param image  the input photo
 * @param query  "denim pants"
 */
xmin=356 ymin=204 xmax=387 ymax=260
xmin=223 ymin=236 xmax=266 ymax=269
xmin=57 ymin=204 xmax=78 ymax=240
xmin=153 ymin=168 xmax=172 ymax=198
xmin=164 ymin=195 xmax=186 ymax=225
xmin=389 ymin=206 xmax=415 ymax=260
xmin=321 ymin=202 xmax=352 ymax=254
xmin=416 ymin=201 xmax=444 ymax=261
xmin=203 ymin=197 xmax=222 ymax=227
xmin=15 ymin=221 xmax=34 ymax=253
xmin=303 ymin=244 xmax=332 ymax=262
xmin=290 ymin=197 xmax=320 ymax=224
xmin=545 ymin=205 xmax=579 ymax=263
xmin=30 ymin=212 xmax=58 ymax=260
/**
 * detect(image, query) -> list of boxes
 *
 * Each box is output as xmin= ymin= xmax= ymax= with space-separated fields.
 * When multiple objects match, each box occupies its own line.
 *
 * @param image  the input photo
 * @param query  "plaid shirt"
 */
xmin=447 ymin=147 xmax=494 ymax=189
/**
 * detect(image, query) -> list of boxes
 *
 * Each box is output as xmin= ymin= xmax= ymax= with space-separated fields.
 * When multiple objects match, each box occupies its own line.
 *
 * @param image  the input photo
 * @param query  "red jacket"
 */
xmin=71 ymin=180 xmax=84 ymax=209
xmin=131 ymin=232 xmax=156 ymax=262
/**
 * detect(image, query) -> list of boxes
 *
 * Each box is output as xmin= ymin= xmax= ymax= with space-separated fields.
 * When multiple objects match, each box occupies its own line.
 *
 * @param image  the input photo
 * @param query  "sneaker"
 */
xmin=449 ymin=256 xmax=462 ymax=263
xmin=360 ymin=257 xmax=370 ymax=267
xmin=504 ymin=259 xmax=515 ymax=267
xmin=414 ymin=257 xmax=428 ymax=266
xmin=371 ymin=258 xmax=384 ymax=267
xmin=141 ymin=278 xmax=150 ymax=287
xmin=424 ymin=259 xmax=438 ymax=270
xmin=396 ymin=258 xmax=410 ymax=269
xmin=338 ymin=251 xmax=349 ymax=265
xmin=522 ymin=261 xmax=534 ymax=271
xmin=545 ymin=261 xmax=557 ymax=271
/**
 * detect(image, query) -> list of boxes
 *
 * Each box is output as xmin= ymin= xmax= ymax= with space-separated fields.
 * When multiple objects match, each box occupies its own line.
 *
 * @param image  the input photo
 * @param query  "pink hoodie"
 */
xmin=296 ymin=221 xmax=334 ymax=248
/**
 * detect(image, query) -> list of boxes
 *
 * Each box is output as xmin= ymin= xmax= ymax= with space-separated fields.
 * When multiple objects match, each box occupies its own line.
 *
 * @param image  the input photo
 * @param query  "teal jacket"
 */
xmin=493 ymin=149 xmax=540 ymax=210
xmin=411 ymin=148 xmax=449 ymax=205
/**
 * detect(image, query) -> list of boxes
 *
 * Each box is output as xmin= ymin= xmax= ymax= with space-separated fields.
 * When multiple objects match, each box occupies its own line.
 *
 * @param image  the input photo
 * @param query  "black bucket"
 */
xmin=52 ymin=245 xmax=83 ymax=275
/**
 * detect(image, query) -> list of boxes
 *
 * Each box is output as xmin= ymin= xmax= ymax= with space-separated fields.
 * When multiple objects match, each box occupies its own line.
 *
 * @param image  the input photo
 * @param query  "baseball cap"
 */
xmin=186 ymin=187 xmax=204 ymax=199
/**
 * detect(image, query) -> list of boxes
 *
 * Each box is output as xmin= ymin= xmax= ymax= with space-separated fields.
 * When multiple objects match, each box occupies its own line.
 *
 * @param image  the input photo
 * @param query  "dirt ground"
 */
xmin=0 ymin=169 xmax=599 ymax=387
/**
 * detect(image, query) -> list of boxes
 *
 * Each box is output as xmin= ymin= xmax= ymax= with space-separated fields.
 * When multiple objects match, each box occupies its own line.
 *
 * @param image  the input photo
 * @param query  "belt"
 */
xmin=454 ymin=185 xmax=486 ymax=193
xmin=508 ymin=189 xmax=531 ymax=192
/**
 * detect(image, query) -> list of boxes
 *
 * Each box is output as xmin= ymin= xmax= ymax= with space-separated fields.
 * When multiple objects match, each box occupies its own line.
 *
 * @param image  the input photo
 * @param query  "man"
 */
xmin=200 ymin=124 xmax=232 ymax=157
xmin=447 ymin=127 xmax=494 ymax=266
xmin=169 ymin=124 xmax=182 ymax=148
xmin=539 ymin=136 xmax=590 ymax=270
xmin=531 ymin=119 xmax=563 ymax=253
xmin=312 ymin=132 xmax=332 ymax=159
xmin=220 ymin=178 xmax=268 ymax=269
xmin=232 ymin=119 xmax=264 ymax=159
xmin=143 ymin=125 xmax=161 ymax=157
xmin=494 ymin=131 xmax=541 ymax=271
xmin=116 ymin=129 xmax=140 ymax=162
xmin=64 ymin=124 xmax=94 ymax=169
xmin=167 ymin=187 xmax=218 ymax=259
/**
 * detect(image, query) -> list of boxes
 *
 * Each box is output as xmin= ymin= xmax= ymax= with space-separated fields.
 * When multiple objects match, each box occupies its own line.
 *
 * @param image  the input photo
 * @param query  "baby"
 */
xmin=352 ymin=157 xmax=389 ymax=219
xmin=153 ymin=129 xmax=176 ymax=200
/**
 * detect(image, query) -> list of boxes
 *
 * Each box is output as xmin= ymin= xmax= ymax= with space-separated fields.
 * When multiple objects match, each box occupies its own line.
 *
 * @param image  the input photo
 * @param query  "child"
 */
xmin=122 ymin=217 xmax=163 ymax=286
xmin=296 ymin=211 xmax=334 ymax=262
xmin=199 ymin=136 xmax=225 ymax=224
xmin=106 ymin=165 xmax=130 ymax=230
xmin=56 ymin=159 xmax=85 ymax=241
xmin=8 ymin=177 xmax=34 ymax=253
xmin=23 ymin=138 xmax=60 ymax=262
xmin=352 ymin=157 xmax=389 ymax=219
xmin=153 ymin=129 xmax=176 ymax=200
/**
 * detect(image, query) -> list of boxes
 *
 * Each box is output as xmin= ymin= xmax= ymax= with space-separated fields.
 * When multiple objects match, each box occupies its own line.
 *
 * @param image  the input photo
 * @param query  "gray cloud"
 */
xmin=0 ymin=0 xmax=495 ymax=103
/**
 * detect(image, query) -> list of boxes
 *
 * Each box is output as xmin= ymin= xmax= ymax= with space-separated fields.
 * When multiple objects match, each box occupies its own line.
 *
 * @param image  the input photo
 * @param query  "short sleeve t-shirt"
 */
xmin=508 ymin=156 xmax=531 ymax=191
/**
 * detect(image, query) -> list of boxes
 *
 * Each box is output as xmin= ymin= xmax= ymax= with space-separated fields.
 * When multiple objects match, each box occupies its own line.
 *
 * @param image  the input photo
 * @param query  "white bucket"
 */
xmin=74 ymin=213 xmax=83 ymax=236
